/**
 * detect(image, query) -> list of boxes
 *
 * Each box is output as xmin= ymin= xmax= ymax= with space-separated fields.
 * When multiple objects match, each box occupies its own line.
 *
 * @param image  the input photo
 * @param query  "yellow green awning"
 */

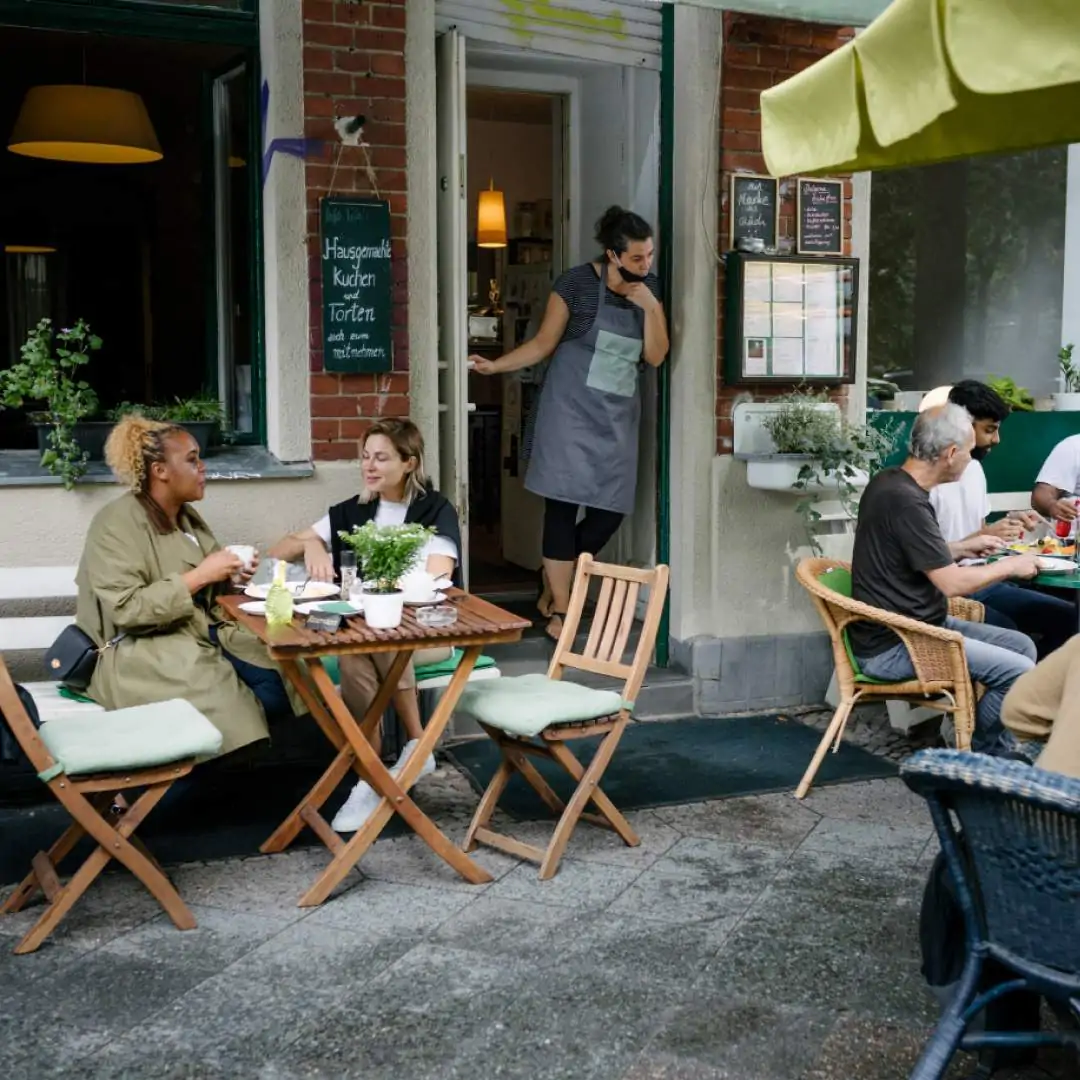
xmin=760 ymin=0 xmax=1080 ymax=177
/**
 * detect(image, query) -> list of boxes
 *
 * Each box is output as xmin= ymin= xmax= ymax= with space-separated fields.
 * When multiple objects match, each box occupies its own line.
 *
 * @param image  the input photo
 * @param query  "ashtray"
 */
xmin=415 ymin=604 xmax=457 ymax=628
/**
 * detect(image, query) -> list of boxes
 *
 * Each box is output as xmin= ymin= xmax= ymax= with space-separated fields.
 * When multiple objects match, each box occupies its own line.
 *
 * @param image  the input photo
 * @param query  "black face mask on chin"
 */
xmin=610 ymin=250 xmax=648 ymax=284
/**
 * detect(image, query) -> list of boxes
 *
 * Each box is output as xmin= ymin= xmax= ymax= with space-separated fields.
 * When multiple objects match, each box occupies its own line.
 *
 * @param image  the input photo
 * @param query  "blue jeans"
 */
xmin=858 ymin=618 xmax=1036 ymax=754
xmin=208 ymin=625 xmax=291 ymax=720
xmin=970 ymin=582 xmax=1076 ymax=660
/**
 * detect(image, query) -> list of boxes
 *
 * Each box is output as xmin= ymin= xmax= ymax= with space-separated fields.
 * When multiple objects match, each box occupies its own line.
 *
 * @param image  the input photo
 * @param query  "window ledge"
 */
xmin=0 ymin=448 xmax=315 ymax=488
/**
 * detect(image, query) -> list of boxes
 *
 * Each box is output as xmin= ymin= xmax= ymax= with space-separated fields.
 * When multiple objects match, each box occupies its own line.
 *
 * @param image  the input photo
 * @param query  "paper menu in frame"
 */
xmin=772 ymin=302 xmax=803 ymax=339
xmin=771 ymin=263 xmax=803 ymax=303
xmin=804 ymin=263 xmax=842 ymax=376
xmin=744 ymin=337 xmax=769 ymax=376
xmin=772 ymin=338 xmax=804 ymax=376
xmin=743 ymin=259 xmax=772 ymax=302
xmin=744 ymin=300 xmax=772 ymax=339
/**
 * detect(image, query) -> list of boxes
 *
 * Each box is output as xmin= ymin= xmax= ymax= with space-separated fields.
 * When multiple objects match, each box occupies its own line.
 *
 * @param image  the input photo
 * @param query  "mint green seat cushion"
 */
xmin=454 ymin=673 xmax=627 ymax=737
xmin=816 ymin=567 xmax=895 ymax=686
xmin=39 ymin=698 xmax=223 ymax=779
xmin=319 ymin=648 xmax=495 ymax=687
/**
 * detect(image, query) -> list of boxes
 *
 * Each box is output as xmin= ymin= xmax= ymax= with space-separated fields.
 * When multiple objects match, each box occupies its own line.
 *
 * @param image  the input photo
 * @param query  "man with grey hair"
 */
xmin=850 ymin=404 xmax=1042 ymax=758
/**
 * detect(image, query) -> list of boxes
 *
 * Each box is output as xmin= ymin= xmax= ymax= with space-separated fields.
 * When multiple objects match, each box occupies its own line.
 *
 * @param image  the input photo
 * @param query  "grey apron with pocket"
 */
xmin=524 ymin=267 xmax=646 ymax=515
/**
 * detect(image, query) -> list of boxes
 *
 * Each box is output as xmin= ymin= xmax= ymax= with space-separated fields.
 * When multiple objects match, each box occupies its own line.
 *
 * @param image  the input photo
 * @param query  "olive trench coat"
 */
xmin=76 ymin=493 xmax=300 ymax=757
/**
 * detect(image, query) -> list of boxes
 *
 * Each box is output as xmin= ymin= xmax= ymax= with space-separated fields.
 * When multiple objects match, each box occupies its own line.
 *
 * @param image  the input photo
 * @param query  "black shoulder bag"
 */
xmin=44 ymin=625 xmax=124 ymax=691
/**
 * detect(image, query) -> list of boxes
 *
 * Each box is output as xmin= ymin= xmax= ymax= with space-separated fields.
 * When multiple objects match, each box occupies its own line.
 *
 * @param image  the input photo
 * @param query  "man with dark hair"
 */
xmin=927 ymin=380 xmax=1075 ymax=659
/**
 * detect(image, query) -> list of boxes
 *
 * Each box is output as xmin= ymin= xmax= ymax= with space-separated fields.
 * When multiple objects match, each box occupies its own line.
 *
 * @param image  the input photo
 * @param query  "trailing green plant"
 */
xmin=762 ymin=389 xmax=893 ymax=553
xmin=108 ymin=394 xmax=225 ymax=425
xmin=1059 ymin=343 xmax=1078 ymax=393
xmin=338 ymin=522 xmax=435 ymax=594
xmin=988 ymin=376 xmax=1034 ymax=412
xmin=0 ymin=318 xmax=101 ymax=489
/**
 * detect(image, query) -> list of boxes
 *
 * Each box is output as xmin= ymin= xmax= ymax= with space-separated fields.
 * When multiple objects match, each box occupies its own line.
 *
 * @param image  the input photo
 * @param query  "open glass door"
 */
xmin=436 ymin=29 xmax=470 ymax=584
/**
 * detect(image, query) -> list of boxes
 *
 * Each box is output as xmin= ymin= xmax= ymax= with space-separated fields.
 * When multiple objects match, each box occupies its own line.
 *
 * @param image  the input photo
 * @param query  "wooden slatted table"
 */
xmin=218 ymin=592 xmax=529 ymax=906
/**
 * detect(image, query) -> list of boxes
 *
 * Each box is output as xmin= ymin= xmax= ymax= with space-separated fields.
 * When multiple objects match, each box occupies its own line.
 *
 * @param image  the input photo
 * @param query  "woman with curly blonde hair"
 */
xmin=75 ymin=416 xmax=300 ymax=756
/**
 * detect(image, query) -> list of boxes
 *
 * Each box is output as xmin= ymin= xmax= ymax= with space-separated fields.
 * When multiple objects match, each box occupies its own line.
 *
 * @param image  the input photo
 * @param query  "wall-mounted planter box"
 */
xmin=742 ymin=453 xmax=869 ymax=496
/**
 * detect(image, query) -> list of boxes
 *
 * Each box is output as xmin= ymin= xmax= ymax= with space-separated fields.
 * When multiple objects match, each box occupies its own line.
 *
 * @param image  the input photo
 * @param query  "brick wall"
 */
xmin=716 ymin=15 xmax=855 ymax=454
xmin=303 ymin=0 xmax=410 ymax=462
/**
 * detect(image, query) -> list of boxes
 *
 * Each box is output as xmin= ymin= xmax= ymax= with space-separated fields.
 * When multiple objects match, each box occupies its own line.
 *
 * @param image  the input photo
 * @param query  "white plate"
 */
xmin=239 ymin=600 xmax=267 ymax=615
xmin=296 ymin=600 xmax=364 ymax=615
xmin=1036 ymin=556 xmax=1076 ymax=574
xmin=404 ymin=592 xmax=448 ymax=607
xmin=244 ymin=581 xmax=339 ymax=601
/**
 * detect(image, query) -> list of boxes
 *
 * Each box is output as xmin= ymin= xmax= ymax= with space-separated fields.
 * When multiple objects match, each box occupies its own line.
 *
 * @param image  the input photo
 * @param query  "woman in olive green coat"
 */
xmin=76 ymin=416 xmax=300 ymax=757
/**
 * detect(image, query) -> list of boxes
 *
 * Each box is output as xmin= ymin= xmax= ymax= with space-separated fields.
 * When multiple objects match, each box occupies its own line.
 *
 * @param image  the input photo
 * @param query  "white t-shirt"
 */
xmin=1036 ymin=435 xmax=1080 ymax=499
xmin=928 ymin=460 xmax=991 ymax=543
xmin=312 ymin=498 xmax=458 ymax=567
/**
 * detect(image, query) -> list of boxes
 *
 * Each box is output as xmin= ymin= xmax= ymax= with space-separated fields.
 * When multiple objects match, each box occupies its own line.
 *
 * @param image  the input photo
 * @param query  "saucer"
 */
xmin=404 ymin=592 xmax=448 ymax=607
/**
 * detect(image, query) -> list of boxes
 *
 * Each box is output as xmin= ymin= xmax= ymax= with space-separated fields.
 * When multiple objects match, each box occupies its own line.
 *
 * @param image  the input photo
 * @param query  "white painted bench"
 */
xmin=0 ymin=566 xmax=99 ymax=724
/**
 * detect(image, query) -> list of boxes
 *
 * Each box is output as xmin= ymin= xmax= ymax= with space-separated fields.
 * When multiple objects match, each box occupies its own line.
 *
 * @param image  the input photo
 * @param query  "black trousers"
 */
xmin=542 ymin=498 xmax=624 ymax=563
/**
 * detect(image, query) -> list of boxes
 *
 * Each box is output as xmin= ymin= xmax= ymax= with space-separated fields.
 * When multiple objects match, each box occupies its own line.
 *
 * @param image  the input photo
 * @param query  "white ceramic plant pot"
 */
xmin=1051 ymin=393 xmax=1080 ymax=412
xmin=363 ymin=589 xmax=404 ymax=629
xmin=745 ymin=456 xmax=870 ymax=496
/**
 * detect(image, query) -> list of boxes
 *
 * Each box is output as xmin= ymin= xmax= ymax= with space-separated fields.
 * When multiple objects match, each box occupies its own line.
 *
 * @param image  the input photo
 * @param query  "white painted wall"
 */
xmin=259 ymin=0 xmax=311 ymax=462
xmin=1062 ymin=144 xmax=1080 ymax=365
xmin=0 ymin=464 xmax=363 ymax=569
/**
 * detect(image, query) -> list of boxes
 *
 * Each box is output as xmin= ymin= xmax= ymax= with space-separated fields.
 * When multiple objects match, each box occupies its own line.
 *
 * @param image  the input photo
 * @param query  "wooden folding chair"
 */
xmin=460 ymin=554 xmax=669 ymax=879
xmin=0 ymin=657 xmax=221 ymax=954
xmin=795 ymin=557 xmax=980 ymax=800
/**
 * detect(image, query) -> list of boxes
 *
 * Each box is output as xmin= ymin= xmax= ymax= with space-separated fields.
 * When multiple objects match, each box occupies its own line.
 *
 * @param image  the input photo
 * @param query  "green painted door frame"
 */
xmin=655 ymin=3 xmax=675 ymax=668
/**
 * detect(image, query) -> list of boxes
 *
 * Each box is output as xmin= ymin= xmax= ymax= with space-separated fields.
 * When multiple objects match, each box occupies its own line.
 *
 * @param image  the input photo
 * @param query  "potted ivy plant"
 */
xmin=758 ymin=390 xmax=893 ymax=553
xmin=110 ymin=395 xmax=225 ymax=453
xmin=1052 ymin=344 xmax=1080 ymax=411
xmin=0 ymin=318 xmax=102 ymax=489
xmin=338 ymin=522 xmax=435 ymax=629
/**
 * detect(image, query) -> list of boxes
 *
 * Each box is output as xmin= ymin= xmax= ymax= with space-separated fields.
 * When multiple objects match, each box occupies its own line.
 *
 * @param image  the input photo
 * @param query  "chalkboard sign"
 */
xmin=796 ymin=178 xmax=843 ymax=256
xmin=729 ymin=173 xmax=779 ymax=251
xmin=320 ymin=197 xmax=393 ymax=373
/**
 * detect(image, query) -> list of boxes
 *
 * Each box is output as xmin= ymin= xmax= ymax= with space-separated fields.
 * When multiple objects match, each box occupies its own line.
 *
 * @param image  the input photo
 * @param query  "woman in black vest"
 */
xmin=269 ymin=418 xmax=461 ymax=832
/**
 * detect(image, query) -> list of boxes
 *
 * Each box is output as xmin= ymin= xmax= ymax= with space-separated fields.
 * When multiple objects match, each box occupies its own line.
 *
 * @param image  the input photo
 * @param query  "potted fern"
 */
xmin=1052 ymin=344 xmax=1080 ymax=411
xmin=338 ymin=522 xmax=435 ymax=629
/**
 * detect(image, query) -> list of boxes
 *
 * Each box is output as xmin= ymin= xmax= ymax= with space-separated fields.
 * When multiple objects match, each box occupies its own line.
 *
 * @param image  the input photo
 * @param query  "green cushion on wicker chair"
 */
xmin=816 ymin=567 xmax=893 ymax=686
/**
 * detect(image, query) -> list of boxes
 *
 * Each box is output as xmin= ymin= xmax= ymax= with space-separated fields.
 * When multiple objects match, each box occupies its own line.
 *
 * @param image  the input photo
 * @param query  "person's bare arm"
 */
xmin=425 ymin=553 xmax=456 ymax=580
xmin=470 ymin=293 xmax=570 ymax=375
xmin=1032 ymin=482 xmax=1076 ymax=521
xmin=926 ymin=554 xmax=1039 ymax=598
xmin=621 ymin=283 xmax=669 ymax=366
xmin=946 ymin=535 xmax=1006 ymax=562
xmin=268 ymin=528 xmax=334 ymax=582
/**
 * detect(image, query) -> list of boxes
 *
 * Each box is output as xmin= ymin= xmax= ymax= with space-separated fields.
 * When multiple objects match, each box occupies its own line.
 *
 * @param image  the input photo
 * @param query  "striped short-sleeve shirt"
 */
xmin=552 ymin=262 xmax=661 ymax=341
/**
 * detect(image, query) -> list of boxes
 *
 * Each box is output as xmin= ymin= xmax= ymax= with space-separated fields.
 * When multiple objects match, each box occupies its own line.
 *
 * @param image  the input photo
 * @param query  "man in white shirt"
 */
xmin=1032 ymin=434 xmax=1080 ymax=524
xmin=929 ymin=381 xmax=1075 ymax=658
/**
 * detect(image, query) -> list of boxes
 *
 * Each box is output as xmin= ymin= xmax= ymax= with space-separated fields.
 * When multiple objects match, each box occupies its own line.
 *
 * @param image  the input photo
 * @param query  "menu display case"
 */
xmin=724 ymin=252 xmax=859 ymax=386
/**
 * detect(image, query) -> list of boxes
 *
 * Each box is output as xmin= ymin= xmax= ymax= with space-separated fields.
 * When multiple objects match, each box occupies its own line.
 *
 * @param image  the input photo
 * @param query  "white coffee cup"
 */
xmin=226 ymin=544 xmax=256 ymax=569
xmin=400 ymin=569 xmax=438 ymax=604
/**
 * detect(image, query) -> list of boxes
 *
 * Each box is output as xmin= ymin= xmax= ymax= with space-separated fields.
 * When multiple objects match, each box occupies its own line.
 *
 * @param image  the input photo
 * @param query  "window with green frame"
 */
xmin=0 ymin=0 xmax=264 ymax=447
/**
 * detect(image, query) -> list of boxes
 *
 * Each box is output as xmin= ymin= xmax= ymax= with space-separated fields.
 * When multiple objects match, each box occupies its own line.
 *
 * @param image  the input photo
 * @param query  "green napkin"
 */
xmin=58 ymin=686 xmax=96 ymax=704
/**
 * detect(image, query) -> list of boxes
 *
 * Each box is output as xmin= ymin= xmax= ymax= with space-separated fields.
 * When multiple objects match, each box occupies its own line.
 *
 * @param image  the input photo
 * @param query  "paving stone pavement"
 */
xmin=0 ymin=708 xmax=1076 ymax=1079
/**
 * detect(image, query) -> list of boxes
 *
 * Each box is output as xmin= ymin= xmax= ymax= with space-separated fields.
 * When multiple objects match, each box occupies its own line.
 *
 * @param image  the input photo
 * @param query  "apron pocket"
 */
xmin=586 ymin=329 xmax=642 ymax=398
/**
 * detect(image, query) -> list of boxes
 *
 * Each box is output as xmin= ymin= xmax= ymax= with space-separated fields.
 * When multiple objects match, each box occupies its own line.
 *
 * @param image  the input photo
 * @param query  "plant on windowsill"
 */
xmin=1052 ymin=343 xmax=1080 ymax=412
xmin=0 ymin=318 xmax=101 ymax=489
xmin=109 ymin=395 xmax=225 ymax=452
xmin=338 ymin=522 xmax=436 ymax=629
xmin=988 ymin=376 xmax=1035 ymax=413
xmin=760 ymin=389 xmax=893 ymax=554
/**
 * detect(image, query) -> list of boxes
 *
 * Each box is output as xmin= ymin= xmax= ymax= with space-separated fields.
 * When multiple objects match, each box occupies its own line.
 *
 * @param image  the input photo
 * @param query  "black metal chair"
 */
xmin=900 ymin=749 xmax=1080 ymax=1079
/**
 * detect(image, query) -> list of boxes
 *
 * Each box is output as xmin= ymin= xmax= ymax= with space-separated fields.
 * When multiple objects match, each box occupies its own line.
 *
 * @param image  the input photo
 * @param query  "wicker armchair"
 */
xmin=901 ymin=750 xmax=1080 ymax=1079
xmin=795 ymin=557 xmax=981 ymax=799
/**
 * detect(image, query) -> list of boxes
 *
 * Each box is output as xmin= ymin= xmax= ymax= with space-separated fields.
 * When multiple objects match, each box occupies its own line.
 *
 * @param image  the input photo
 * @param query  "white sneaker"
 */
xmin=330 ymin=780 xmax=383 ymax=833
xmin=392 ymin=738 xmax=436 ymax=779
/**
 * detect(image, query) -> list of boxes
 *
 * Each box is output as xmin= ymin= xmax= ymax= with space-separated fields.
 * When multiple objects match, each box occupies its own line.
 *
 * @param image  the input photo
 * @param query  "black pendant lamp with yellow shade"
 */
xmin=7 ymin=83 xmax=162 ymax=165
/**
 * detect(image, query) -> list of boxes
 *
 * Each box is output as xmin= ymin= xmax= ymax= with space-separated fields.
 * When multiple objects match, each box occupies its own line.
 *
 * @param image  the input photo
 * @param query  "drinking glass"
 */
xmin=339 ymin=551 xmax=357 ymax=598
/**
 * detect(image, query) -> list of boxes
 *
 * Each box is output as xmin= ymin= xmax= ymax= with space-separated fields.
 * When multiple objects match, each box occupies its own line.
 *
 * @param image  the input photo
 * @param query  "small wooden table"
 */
xmin=219 ymin=592 xmax=529 ymax=906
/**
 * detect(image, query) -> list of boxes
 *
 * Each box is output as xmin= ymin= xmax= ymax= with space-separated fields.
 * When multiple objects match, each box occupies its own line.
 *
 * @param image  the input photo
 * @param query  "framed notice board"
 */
xmin=724 ymin=252 xmax=859 ymax=386
xmin=729 ymin=173 xmax=779 ymax=251
xmin=796 ymin=178 xmax=844 ymax=256
xmin=319 ymin=197 xmax=393 ymax=373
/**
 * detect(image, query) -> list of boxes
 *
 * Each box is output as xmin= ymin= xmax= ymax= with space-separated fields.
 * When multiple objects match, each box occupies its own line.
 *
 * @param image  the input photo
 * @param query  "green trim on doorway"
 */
xmin=0 ymin=1 xmax=258 ymax=45
xmin=656 ymin=2 xmax=675 ymax=669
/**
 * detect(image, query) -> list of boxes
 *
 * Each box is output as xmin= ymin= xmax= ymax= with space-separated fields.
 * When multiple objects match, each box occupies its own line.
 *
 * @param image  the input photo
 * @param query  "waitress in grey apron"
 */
xmin=471 ymin=206 xmax=669 ymax=638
